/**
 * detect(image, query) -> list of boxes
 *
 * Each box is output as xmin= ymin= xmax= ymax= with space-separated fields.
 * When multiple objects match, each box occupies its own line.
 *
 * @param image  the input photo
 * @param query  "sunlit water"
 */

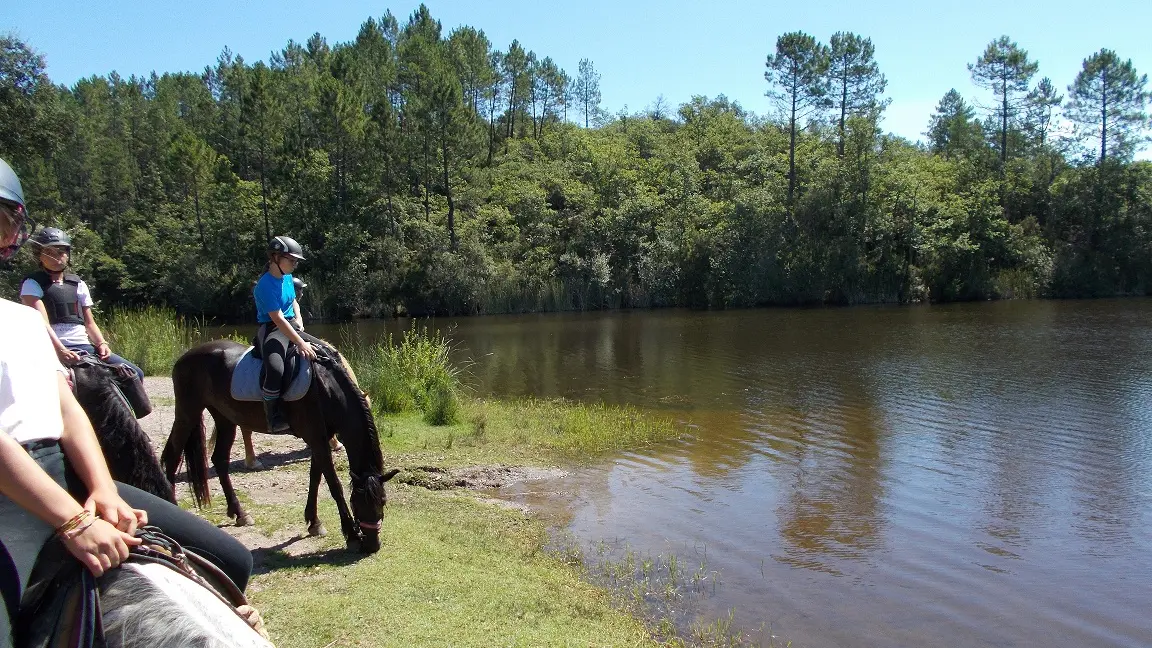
xmin=311 ymin=300 xmax=1152 ymax=647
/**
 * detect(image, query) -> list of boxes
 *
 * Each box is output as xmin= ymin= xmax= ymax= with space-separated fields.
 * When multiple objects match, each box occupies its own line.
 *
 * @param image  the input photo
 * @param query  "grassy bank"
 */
xmin=109 ymin=310 xmax=755 ymax=647
xmin=193 ymin=492 xmax=655 ymax=648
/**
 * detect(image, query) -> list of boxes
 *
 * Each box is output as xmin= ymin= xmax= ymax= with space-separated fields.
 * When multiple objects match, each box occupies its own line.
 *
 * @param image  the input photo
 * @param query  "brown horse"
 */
xmin=160 ymin=339 xmax=398 ymax=553
xmin=72 ymin=360 xmax=175 ymax=502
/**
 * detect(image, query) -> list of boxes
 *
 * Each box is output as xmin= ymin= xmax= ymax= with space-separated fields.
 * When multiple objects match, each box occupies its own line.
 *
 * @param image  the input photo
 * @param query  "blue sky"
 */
xmin=3 ymin=0 xmax=1149 ymax=155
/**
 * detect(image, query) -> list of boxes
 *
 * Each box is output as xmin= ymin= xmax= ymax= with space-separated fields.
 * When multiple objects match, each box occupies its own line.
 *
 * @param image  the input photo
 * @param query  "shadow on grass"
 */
xmin=251 ymin=537 xmax=367 ymax=575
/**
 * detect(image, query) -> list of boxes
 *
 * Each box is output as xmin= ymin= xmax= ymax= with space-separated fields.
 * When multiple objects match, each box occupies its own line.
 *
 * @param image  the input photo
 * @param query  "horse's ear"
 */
xmin=382 ymin=468 xmax=400 ymax=483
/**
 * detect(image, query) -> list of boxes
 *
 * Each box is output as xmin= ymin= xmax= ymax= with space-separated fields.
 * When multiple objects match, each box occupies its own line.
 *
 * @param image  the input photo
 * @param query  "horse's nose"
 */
xmin=359 ymin=534 xmax=381 ymax=554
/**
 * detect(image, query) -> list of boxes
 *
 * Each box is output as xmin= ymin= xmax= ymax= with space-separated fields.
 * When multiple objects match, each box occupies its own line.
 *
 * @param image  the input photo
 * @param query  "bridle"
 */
xmin=349 ymin=471 xmax=385 ymax=532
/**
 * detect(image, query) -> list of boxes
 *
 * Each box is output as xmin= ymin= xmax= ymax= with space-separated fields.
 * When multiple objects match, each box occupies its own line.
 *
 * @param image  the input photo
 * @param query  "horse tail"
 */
xmin=182 ymin=413 xmax=211 ymax=508
xmin=164 ymin=354 xmax=212 ymax=507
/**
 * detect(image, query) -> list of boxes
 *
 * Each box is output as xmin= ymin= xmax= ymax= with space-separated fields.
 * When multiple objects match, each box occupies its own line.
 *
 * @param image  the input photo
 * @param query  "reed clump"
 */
xmin=345 ymin=328 xmax=463 ymax=426
xmin=104 ymin=306 xmax=202 ymax=376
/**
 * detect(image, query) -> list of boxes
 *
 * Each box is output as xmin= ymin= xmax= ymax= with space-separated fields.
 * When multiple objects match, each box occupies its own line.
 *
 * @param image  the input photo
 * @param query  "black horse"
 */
xmin=71 ymin=361 xmax=175 ymax=502
xmin=160 ymin=339 xmax=399 ymax=553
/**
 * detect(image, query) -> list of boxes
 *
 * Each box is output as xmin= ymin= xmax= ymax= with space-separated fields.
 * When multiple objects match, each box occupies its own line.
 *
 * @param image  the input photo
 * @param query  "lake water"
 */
xmin=315 ymin=300 xmax=1152 ymax=647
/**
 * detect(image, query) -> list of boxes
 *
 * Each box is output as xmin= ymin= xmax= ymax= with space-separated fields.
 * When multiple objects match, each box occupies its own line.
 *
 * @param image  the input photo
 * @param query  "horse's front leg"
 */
xmin=305 ymin=458 xmax=326 ymax=537
xmin=210 ymin=414 xmax=253 ymax=526
xmin=318 ymin=451 xmax=359 ymax=550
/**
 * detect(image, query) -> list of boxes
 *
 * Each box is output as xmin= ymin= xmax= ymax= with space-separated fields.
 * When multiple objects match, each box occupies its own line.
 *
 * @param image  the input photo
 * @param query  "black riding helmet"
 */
xmin=269 ymin=235 xmax=305 ymax=260
xmin=292 ymin=277 xmax=307 ymax=292
xmin=31 ymin=227 xmax=72 ymax=251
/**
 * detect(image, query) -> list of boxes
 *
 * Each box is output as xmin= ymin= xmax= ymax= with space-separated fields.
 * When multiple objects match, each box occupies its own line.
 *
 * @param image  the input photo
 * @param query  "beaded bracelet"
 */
xmin=55 ymin=509 xmax=92 ymax=537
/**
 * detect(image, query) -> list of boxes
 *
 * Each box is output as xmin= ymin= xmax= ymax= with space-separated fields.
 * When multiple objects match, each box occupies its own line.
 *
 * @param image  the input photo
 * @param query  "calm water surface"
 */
xmin=320 ymin=300 xmax=1152 ymax=647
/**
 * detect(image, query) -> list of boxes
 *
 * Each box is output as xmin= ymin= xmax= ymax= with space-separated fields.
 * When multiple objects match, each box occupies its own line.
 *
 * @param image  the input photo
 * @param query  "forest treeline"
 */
xmin=1 ymin=7 xmax=1149 ymax=319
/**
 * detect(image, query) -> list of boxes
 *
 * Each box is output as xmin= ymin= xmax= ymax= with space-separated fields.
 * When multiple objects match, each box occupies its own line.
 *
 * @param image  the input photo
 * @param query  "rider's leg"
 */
xmin=103 ymin=352 xmax=144 ymax=382
xmin=116 ymin=481 xmax=253 ymax=591
xmin=261 ymin=337 xmax=289 ymax=433
xmin=64 ymin=343 xmax=144 ymax=382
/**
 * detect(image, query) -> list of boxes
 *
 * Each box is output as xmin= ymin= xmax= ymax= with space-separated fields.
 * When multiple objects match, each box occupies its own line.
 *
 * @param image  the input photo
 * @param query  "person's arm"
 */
xmin=292 ymin=299 xmax=303 ymax=330
xmin=81 ymin=305 xmax=111 ymax=360
xmin=19 ymin=294 xmax=81 ymax=363
xmin=0 ymin=375 xmax=143 ymax=576
xmin=0 ymin=432 xmax=87 ymax=530
xmin=269 ymin=309 xmax=316 ymax=359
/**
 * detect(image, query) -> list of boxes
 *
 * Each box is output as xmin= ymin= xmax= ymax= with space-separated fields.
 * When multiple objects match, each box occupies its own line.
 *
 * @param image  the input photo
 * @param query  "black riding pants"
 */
xmin=0 ymin=440 xmax=253 ymax=647
xmin=257 ymin=321 xmax=301 ymax=398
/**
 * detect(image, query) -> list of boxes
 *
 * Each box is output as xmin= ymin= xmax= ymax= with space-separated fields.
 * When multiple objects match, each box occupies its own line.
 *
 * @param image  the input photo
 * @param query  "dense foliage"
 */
xmin=1 ymin=13 xmax=1149 ymax=319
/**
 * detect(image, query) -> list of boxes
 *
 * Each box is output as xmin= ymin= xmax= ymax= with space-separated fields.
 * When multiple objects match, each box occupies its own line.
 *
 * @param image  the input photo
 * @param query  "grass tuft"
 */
xmin=468 ymin=398 xmax=683 ymax=457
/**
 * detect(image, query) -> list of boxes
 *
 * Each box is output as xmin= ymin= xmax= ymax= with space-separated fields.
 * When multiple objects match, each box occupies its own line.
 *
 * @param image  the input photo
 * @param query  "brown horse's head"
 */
xmin=348 ymin=468 xmax=401 ymax=553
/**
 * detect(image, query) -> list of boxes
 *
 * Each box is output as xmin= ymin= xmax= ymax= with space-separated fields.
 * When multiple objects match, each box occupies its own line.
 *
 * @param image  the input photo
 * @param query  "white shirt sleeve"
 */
xmin=19 ymin=278 xmax=44 ymax=299
xmin=76 ymin=280 xmax=93 ymax=309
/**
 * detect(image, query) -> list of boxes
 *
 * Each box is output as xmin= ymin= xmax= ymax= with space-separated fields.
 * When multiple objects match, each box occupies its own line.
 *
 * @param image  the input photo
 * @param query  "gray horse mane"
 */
xmin=99 ymin=563 xmax=270 ymax=648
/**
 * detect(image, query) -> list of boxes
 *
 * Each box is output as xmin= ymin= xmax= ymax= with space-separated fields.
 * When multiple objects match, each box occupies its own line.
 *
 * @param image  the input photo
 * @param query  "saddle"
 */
xmin=16 ymin=527 xmax=251 ymax=648
xmin=69 ymin=356 xmax=152 ymax=419
xmin=229 ymin=346 xmax=313 ymax=402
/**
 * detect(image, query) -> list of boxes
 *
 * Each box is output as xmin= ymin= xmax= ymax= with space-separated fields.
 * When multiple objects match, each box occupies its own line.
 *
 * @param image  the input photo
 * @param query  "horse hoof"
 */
xmin=236 ymin=513 xmax=255 ymax=527
xmin=308 ymin=523 xmax=327 ymax=537
xmin=244 ymin=459 xmax=265 ymax=471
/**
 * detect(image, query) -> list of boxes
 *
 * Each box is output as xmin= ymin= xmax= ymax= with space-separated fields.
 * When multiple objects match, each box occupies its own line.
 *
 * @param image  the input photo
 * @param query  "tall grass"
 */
xmin=104 ymin=306 xmax=203 ymax=376
xmin=345 ymin=328 xmax=463 ymax=426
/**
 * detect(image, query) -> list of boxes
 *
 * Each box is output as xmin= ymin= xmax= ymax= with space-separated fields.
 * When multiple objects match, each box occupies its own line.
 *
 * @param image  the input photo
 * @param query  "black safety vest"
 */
xmin=27 ymin=270 xmax=85 ymax=325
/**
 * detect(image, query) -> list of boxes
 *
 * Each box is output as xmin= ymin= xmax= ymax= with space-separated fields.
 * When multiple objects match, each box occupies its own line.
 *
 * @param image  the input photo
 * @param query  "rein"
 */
xmin=128 ymin=527 xmax=248 ymax=610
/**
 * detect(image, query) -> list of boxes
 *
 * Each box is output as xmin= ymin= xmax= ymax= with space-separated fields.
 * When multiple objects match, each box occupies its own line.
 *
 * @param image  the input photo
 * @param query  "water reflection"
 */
xmin=307 ymin=300 xmax=1152 ymax=647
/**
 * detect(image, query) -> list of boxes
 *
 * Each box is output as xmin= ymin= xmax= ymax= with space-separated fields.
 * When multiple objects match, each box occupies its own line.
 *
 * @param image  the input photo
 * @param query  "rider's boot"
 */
xmin=262 ymin=396 xmax=290 ymax=433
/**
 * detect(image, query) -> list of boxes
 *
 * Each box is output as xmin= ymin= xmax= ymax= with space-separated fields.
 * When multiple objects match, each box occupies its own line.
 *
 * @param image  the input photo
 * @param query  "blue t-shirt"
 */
xmin=253 ymin=272 xmax=297 ymax=323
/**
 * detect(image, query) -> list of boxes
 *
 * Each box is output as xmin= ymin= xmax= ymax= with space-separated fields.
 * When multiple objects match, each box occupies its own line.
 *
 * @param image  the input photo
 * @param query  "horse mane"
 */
xmin=100 ymin=563 xmax=272 ymax=648
xmin=311 ymin=338 xmax=384 ymax=471
xmin=72 ymin=364 xmax=175 ymax=502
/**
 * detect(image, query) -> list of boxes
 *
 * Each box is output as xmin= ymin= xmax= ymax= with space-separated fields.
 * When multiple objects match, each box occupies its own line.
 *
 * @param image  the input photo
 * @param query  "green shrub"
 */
xmin=347 ymin=327 xmax=463 ymax=425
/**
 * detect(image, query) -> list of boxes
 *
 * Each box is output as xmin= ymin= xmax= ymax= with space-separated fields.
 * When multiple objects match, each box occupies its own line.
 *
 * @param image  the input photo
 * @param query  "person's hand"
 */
xmin=60 ymin=516 xmax=141 ymax=577
xmin=236 ymin=605 xmax=272 ymax=641
xmin=86 ymin=486 xmax=147 ymax=535
xmin=298 ymin=340 xmax=317 ymax=361
xmin=96 ymin=341 xmax=112 ymax=360
xmin=57 ymin=347 xmax=81 ymax=364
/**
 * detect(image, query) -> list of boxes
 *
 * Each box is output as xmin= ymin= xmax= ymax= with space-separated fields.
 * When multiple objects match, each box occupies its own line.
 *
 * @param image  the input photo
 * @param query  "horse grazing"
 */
xmin=71 ymin=361 xmax=175 ymax=502
xmin=161 ymin=339 xmax=399 ymax=553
